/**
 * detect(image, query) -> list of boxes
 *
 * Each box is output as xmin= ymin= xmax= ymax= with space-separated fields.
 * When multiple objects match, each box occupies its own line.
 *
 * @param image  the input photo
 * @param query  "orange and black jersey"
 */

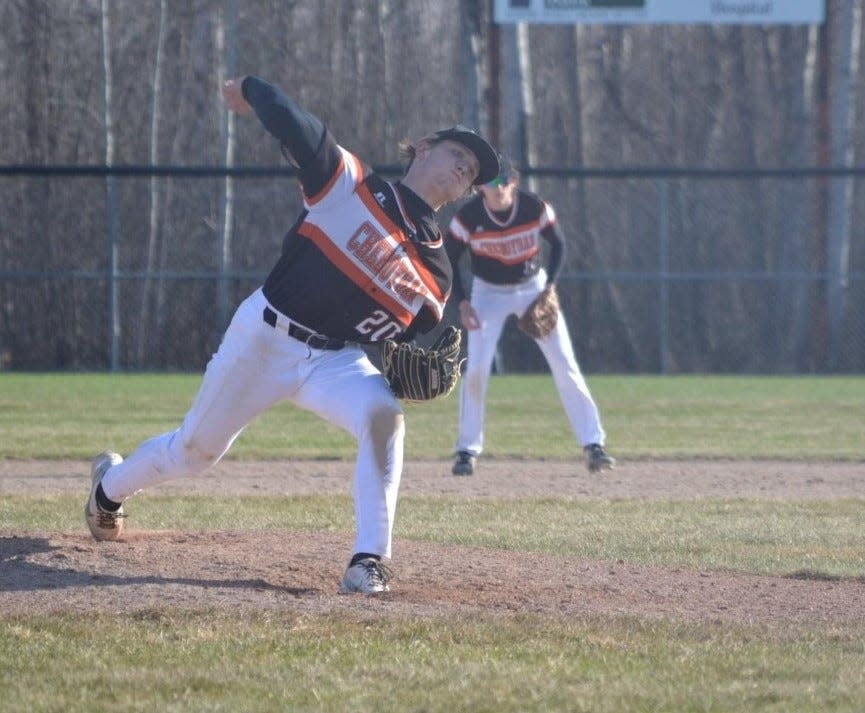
xmin=243 ymin=76 xmax=451 ymax=342
xmin=445 ymin=189 xmax=565 ymax=303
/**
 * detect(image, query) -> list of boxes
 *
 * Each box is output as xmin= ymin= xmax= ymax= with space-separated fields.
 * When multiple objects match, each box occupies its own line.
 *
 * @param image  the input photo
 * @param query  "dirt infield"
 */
xmin=2 ymin=458 xmax=864 ymax=627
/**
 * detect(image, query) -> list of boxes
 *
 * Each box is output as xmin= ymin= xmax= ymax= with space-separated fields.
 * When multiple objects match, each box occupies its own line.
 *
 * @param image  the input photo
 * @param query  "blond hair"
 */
xmin=398 ymin=135 xmax=440 ymax=173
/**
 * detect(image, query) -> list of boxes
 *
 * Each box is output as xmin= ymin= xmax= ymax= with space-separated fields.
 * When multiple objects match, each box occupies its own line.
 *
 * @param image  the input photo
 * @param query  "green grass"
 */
xmin=2 ymin=612 xmax=864 ymax=713
xmin=3 ymin=495 xmax=865 ymax=579
xmin=3 ymin=372 xmax=865 ymax=711
xmin=1 ymin=372 xmax=863 ymax=459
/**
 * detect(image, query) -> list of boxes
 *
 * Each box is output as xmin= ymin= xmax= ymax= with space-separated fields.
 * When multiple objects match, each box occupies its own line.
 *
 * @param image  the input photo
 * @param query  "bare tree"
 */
xmin=216 ymin=0 xmax=238 ymax=336
xmin=136 ymin=0 xmax=169 ymax=367
xmin=763 ymin=27 xmax=818 ymax=369
xmin=101 ymin=0 xmax=120 ymax=371
xmin=2 ymin=1 xmax=864 ymax=372
xmin=826 ymin=0 xmax=861 ymax=366
xmin=502 ymin=22 xmax=537 ymax=191
xmin=460 ymin=0 xmax=485 ymax=132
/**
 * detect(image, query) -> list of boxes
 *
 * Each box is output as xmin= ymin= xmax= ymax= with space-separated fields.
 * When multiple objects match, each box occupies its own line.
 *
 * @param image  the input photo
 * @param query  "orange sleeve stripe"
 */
xmin=357 ymin=184 xmax=402 ymax=237
xmin=399 ymin=241 xmax=447 ymax=302
xmin=304 ymin=151 xmax=365 ymax=208
xmin=297 ymin=223 xmax=415 ymax=325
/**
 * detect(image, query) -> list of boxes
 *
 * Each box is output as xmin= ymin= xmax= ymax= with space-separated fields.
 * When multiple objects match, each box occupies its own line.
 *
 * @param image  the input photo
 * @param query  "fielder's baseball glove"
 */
xmin=517 ymin=285 xmax=559 ymax=339
xmin=381 ymin=326 xmax=463 ymax=402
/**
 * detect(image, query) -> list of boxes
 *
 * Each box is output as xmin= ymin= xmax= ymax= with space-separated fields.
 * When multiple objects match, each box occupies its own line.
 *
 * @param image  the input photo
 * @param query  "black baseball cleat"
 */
xmin=452 ymin=451 xmax=476 ymax=476
xmin=584 ymin=444 xmax=615 ymax=473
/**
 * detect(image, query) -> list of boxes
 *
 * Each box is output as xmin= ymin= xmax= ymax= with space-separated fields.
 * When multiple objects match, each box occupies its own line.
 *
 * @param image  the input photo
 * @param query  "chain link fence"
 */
xmin=1 ymin=167 xmax=863 ymax=373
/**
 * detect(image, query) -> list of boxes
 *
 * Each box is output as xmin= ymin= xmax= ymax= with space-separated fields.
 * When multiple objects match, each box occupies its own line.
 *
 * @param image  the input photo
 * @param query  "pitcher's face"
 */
xmin=418 ymin=140 xmax=480 ymax=202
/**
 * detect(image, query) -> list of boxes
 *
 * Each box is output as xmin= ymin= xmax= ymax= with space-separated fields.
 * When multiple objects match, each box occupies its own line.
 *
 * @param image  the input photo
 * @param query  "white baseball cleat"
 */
xmin=339 ymin=557 xmax=393 ymax=594
xmin=84 ymin=451 xmax=125 ymax=541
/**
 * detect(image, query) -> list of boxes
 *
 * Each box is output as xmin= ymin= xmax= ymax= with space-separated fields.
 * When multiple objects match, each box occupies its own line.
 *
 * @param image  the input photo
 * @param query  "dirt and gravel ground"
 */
xmin=2 ymin=458 xmax=864 ymax=627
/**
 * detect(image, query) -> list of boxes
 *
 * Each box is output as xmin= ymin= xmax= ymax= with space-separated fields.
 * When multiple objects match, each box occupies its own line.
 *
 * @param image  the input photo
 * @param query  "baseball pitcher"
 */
xmin=85 ymin=75 xmax=498 ymax=594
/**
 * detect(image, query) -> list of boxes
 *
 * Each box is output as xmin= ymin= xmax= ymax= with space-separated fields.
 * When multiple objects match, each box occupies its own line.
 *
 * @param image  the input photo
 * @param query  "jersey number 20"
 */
xmin=355 ymin=310 xmax=401 ymax=340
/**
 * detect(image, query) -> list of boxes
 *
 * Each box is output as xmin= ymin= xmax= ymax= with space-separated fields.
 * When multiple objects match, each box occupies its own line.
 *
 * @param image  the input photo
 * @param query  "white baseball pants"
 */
xmin=456 ymin=271 xmax=606 ymax=456
xmin=100 ymin=287 xmax=405 ymax=558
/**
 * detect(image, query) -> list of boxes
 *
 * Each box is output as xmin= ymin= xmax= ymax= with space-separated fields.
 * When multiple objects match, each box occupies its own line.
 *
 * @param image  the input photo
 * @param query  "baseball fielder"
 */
xmin=446 ymin=156 xmax=614 ymax=476
xmin=85 ymin=75 xmax=498 ymax=594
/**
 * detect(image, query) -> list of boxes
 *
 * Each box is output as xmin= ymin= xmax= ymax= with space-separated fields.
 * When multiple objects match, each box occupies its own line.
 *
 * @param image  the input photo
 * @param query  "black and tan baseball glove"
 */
xmin=517 ymin=285 xmax=559 ymax=339
xmin=381 ymin=326 xmax=463 ymax=402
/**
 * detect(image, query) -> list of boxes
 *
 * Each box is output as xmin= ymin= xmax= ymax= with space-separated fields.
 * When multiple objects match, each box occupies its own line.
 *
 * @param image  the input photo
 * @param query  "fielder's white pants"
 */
xmin=456 ymin=271 xmax=606 ymax=456
xmin=101 ymin=288 xmax=405 ymax=558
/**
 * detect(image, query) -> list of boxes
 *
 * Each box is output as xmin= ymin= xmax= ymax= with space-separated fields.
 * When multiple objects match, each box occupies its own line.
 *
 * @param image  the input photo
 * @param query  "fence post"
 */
xmin=657 ymin=178 xmax=669 ymax=374
xmin=106 ymin=175 xmax=120 ymax=372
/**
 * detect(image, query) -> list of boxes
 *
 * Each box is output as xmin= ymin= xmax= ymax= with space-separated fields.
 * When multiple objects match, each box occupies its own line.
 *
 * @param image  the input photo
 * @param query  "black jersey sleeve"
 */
xmin=542 ymin=222 xmax=565 ymax=285
xmin=241 ymin=76 xmax=324 ymax=168
xmin=401 ymin=306 xmax=438 ymax=342
xmin=445 ymin=230 xmax=470 ymax=303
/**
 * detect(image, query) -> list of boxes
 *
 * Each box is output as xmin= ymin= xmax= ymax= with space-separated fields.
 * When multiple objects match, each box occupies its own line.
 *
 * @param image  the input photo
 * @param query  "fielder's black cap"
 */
xmin=432 ymin=125 xmax=500 ymax=186
xmin=492 ymin=153 xmax=515 ymax=184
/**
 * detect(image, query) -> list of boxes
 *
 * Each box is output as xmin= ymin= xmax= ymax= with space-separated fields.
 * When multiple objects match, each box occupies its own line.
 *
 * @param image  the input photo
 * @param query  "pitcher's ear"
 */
xmin=413 ymin=139 xmax=431 ymax=159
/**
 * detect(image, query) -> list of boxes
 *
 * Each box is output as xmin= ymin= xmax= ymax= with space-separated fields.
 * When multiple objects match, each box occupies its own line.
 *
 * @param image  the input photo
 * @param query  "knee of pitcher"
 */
xmin=367 ymin=406 xmax=404 ymax=477
xmin=174 ymin=436 xmax=221 ymax=473
xmin=370 ymin=406 xmax=405 ymax=445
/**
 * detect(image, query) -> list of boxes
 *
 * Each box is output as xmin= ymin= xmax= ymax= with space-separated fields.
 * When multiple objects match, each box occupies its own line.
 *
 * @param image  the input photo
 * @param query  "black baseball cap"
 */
xmin=488 ymin=153 xmax=515 ymax=186
xmin=432 ymin=125 xmax=500 ymax=186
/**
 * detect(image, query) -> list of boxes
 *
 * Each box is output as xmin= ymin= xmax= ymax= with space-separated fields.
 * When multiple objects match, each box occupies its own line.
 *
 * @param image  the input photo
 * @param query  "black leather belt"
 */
xmin=262 ymin=306 xmax=346 ymax=351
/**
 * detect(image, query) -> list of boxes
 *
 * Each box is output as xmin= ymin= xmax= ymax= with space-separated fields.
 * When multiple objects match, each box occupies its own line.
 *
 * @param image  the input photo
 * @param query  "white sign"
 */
xmin=494 ymin=0 xmax=824 ymax=25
